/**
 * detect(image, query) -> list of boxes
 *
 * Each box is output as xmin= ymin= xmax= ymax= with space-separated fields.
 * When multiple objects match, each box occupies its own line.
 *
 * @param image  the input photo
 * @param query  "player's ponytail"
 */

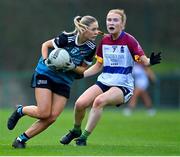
xmin=74 ymin=16 xmax=88 ymax=34
xmin=64 ymin=15 xmax=101 ymax=35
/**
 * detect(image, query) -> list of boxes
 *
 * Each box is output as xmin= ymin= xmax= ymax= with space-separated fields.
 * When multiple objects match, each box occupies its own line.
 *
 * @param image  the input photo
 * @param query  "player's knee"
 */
xmin=75 ymin=99 xmax=87 ymax=111
xmin=49 ymin=112 xmax=60 ymax=123
xmin=43 ymin=113 xmax=58 ymax=125
xmin=47 ymin=116 xmax=56 ymax=124
xmin=93 ymin=96 xmax=106 ymax=108
xmin=38 ymin=110 xmax=51 ymax=119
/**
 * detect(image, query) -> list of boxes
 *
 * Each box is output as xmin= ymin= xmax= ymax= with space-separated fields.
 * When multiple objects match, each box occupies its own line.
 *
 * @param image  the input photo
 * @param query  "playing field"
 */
xmin=0 ymin=108 xmax=180 ymax=156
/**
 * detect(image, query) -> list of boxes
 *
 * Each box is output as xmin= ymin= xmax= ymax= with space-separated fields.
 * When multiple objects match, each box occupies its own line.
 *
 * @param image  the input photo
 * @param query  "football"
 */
xmin=48 ymin=48 xmax=70 ymax=69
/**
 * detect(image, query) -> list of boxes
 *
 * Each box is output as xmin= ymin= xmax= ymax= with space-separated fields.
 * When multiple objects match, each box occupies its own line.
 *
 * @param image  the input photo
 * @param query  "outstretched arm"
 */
xmin=140 ymin=52 xmax=161 ymax=66
xmin=84 ymin=61 xmax=103 ymax=78
xmin=72 ymin=62 xmax=89 ymax=74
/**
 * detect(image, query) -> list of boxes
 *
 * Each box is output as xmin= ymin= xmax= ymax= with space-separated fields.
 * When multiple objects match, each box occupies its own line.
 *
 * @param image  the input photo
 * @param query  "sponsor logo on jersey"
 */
xmin=37 ymin=80 xmax=48 ymax=85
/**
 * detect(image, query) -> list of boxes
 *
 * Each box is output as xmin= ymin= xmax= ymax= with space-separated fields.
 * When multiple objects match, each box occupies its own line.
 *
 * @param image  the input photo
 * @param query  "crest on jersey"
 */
xmin=120 ymin=46 xmax=124 ymax=53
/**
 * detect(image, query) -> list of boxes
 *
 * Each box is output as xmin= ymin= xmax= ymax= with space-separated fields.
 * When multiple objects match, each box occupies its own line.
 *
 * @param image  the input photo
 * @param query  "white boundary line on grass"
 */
xmin=3 ymin=156 xmax=180 ymax=157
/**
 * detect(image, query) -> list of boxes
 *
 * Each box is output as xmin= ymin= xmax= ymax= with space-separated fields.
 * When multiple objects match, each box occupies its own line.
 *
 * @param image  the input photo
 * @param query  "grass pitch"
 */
xmin=0 ymin=108 xmax=180 ymax=156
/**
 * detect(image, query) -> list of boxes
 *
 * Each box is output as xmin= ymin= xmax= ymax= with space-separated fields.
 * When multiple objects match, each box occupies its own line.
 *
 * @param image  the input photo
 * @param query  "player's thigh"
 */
xmin=76 ymin=84 xmax=103 ymax=107
xmin=35 ymin=88 xmax=52 ymax=113
xmin=97 ymin=87 xmax=124 ymax=106
xmin=51 ymin=93 xmax=68 ymax=118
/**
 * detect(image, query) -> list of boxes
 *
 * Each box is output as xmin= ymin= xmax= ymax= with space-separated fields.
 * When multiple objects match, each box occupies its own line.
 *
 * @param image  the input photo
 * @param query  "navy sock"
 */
xmin=17 ymin=133 xmax=29 ymax=143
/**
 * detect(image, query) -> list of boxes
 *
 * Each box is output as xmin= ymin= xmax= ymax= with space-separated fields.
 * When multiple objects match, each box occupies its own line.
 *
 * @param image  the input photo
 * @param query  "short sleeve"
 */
xmin=95 ymin=40 xmax=103 ymax=63
xmin=52 ymin=32 xmax=68 ymax=48
xmin=127 ymin=35 xmax=145 ymax=62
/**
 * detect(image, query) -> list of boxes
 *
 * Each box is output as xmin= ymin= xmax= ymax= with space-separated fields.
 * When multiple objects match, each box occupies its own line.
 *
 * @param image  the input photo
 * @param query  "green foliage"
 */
xmin=151 ymin=62 xmax=180 ymax=75
xmin=0 ymin=108 xmax=180 ymax=155
xmin=1 ymin=0 xmax=180 ymax=71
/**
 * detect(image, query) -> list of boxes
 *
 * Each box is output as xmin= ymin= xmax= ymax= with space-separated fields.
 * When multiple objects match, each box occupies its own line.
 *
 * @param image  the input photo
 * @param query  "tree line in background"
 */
xmin=0 ymin=0 xmax=180 ymax=73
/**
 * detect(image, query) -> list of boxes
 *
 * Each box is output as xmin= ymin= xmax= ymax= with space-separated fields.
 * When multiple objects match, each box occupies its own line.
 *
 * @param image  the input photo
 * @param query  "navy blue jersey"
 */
xmin=35 ymin=32 xmax=96 ymax=87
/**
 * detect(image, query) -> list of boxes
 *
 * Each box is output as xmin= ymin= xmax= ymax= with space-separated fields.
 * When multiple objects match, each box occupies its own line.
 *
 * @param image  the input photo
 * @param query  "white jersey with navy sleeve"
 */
xmin=35 ymin=32 xmax=96 ymax=87
xmin=96 ymin=31 xmax=145 ymax=92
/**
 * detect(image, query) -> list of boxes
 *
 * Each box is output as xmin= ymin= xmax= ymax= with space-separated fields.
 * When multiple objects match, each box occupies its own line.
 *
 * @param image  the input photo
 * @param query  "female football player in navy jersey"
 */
xmin=60 ymin=9 xmax=161 ymax=146
xmin=7 ymin=15 xmax=99 ymax=148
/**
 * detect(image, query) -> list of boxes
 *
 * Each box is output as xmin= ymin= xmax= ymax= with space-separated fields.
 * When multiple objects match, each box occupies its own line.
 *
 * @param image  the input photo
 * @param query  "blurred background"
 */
xmin=0 ymin=0 xmax=180 ymax=109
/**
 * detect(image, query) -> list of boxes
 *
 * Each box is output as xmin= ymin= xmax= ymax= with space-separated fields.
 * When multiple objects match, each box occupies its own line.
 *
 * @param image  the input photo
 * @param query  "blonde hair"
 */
xmin=65 ymin=15 xmax=98 ymax=35
xmin=108 ymin=9 xmax=127 ymax=29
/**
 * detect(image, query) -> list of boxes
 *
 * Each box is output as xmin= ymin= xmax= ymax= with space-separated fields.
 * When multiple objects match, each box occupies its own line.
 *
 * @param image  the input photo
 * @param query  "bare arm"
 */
xmin=84 ymin=61 xmax=103 ymax=78
xmin=73 ymin=62 xmax=89 ymax=74
xmin=139 ymin=55 xmax=150 ymax=66
xmin=140 ymin=52 xmax=161 ymax=66
xmin=41 ymin=40 xmax=54 ymax=60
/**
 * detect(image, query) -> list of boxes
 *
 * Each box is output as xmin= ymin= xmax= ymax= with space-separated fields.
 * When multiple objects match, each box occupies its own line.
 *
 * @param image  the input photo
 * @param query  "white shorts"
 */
xmin=135 ymin=76 xmax=149 ymax=90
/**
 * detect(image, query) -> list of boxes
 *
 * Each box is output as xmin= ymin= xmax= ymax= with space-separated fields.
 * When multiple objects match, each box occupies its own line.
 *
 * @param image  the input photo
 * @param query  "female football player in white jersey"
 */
xmin=7 ymin=15 xmax=100 ymax=148
xmin=60 ymin=9 xmax=161 ymax=146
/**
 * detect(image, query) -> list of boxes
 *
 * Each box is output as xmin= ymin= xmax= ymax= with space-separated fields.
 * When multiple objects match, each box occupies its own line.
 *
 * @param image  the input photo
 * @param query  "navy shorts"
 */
xmin=96 ymin=81 xmax=133 ymax=105
xmin=31 ymin=73 xmax=70 ymax=98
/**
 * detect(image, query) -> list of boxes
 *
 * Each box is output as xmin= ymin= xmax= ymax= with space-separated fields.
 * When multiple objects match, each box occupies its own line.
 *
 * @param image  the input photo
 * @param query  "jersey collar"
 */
xmin=111 ymin=31 xmax=125 ymax=41
xmin=75 ymin=33 xmax=87 ymax=46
